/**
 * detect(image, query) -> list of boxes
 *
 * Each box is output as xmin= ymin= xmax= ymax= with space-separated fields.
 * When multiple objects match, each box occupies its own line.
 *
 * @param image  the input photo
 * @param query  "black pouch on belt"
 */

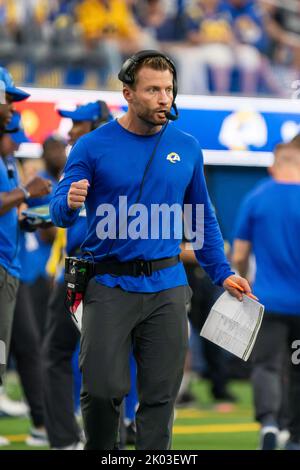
xmin=64 ymin=257 xmax=94 ymax=317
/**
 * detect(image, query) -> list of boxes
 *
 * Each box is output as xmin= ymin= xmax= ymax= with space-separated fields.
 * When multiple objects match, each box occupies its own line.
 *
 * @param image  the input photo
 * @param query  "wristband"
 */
xmin=19 ymin=185 xmax=31 ymax=201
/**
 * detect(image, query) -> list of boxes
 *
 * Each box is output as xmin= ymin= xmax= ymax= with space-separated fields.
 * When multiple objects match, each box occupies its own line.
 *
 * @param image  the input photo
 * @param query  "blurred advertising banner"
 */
xmin=15 ymin=88 xmax=300 ymax=166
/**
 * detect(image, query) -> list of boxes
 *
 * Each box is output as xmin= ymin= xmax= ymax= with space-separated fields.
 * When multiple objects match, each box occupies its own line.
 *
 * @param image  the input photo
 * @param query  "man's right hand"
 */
xmin=25 ymin=176 xmax=52 ymax=198
xmin=67 ymin=179 xmax=89 ymax=210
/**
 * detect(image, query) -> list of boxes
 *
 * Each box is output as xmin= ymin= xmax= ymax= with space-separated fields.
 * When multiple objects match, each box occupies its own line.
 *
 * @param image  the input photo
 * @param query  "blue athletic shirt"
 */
xmin=50 ymin=120 xmax=233 ymax=292
xmin=0 ymin=156 xmax=21 ymax=278
xmin=19 ymin=170 xmax=58 ymax=283
xmin=234 ymin=177 xmax=300 ymax=315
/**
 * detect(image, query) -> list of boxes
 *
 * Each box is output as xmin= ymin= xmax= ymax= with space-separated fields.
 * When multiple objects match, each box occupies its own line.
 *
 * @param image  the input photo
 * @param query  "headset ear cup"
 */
xmin=118 ymin=57 xmax=136 ymax=84
xmin=173 ymin=76 xmax=177 ymax=100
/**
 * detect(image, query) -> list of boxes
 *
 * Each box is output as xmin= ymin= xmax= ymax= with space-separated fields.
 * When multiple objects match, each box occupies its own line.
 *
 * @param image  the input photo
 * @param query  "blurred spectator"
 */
xmin=134 ymin=0 xmax=195 ymax=93
xmin=75 ymin=0 xmax=152 ymax=87
xmin=259 ymin=0 xmax=300 ymax=69
xmin=0 ymin=0 xmax=296 ymax=95
xmin=225 ymin=0 xmax=269 ymax=54
xmin=184 ymin=0 xmax=263 ymax=94
xmin=135 ymin=0 xmax=187 ymax=42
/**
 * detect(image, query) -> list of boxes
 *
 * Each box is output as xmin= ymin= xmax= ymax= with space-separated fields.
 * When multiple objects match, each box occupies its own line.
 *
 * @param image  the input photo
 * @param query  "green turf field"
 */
xmin=0 ymin=375 xmax=259 ymax=450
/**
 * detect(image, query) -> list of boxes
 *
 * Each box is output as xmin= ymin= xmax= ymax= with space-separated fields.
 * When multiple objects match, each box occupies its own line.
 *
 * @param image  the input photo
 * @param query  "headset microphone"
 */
xmin=165 ymin=103 xmax=178 ymax=121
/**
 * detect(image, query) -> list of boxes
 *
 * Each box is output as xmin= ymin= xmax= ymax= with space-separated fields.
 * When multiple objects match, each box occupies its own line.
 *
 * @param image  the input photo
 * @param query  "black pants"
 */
xmin=0 ymin=265 xmax=19 ymax=381
xmin=80 ymin=280 xmax=190 ymax=450
xmin=10 ymin=282 xmax=44 ymax=427
xmin=42 ymin=282 xmax=81 ymax=448
xmin=29 ymin=276 xmax=51 ymax=339
xmin=251 ymin=312 xmax=300 ymax=441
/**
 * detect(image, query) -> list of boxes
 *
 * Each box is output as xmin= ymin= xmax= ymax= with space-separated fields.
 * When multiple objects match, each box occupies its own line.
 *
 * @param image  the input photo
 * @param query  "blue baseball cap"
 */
xmin=5 ymin=112 xmax=30 ymax=144
xmin=58 ymin=100 xmax=112 ymax=123
xmin=0 ymin=66 xmax=30 ymax=102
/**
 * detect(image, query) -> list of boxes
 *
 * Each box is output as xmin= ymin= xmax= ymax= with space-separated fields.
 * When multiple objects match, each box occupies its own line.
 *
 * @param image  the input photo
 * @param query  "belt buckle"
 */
xmin=136 ymin=260 xmax=152 ymax=277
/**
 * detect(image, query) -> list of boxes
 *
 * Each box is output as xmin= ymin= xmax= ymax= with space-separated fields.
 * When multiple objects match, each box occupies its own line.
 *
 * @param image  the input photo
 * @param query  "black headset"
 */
xmin=118 ymin=50 xmax=179 ymax=121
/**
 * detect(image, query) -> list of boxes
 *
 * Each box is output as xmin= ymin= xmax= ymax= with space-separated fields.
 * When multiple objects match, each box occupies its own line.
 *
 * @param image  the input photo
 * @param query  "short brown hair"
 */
xmin=290 ymin=133 xmax=300 ymax=148
xmin=273 ymin=141 xmax=300 ymax=166
xmin=130 ymin=56 xmax=174 ymax=88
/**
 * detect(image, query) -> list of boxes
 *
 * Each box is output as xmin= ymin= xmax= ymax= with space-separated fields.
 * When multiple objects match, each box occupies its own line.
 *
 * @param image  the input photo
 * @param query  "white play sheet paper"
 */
xmin=200 ymin=291 xmax=264 ymax=361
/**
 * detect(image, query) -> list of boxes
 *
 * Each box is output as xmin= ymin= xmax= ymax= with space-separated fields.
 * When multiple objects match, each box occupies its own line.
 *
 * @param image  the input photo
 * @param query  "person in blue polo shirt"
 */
xmin=0 ymin=66 xmax=28 ymax=134
xmin=0 ymin=102 xmax=51 ymax=448
xmin=50 ymin=50 xmax=252 ymax=450
xmin=0 ymin=97 xmax=25 ymax=449
xmin=233 ymin=141 xmax=300 ymax=450
xmin=0 ymin=67 xmax=51 ymax=385
xmin=43 ymin=99 xmax=113 ymax=450
xmin=0 ymin=111 xmax=50 ymax=446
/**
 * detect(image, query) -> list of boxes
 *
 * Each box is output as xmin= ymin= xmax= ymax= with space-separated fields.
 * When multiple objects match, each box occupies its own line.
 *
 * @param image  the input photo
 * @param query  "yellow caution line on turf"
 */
xmin=3 ymin=423 xmax=259 ymax=443
xmin=176 ymin=410 xmax=208 ymax=418
xmin=175 ymin=409 xmax=252 ymax=419
xmin=3 ymin=434 xmax=28 ymax=442
xmin=173 ymin=423 xmax=259 ymax=434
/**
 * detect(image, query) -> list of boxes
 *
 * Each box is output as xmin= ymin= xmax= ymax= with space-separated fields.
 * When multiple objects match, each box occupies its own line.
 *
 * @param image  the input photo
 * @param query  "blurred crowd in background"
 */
xmin=0 ymin=0 xmax=300 ymax=95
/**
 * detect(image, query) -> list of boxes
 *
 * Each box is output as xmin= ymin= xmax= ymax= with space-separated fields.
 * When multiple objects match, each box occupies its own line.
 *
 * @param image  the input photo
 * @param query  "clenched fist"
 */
xmin=26 ymin=176 xmax=52 ymax=198
xmin=67 ymin=179 xmax=90 ymax=210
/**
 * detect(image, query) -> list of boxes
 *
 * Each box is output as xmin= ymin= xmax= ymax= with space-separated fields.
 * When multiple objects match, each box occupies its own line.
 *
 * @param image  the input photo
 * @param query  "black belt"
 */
xmin=94 ymin=255 xmax=180 ymax=277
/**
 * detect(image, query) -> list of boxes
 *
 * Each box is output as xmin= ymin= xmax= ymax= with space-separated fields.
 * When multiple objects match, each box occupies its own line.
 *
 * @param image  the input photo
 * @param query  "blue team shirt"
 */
xmin=0 ymin=156 xmax=21 ymax=278
xmin=50 ymin=120 xmax=233 ymax=292
xmin=234 ymin=178 xmax=300 ymax=315
xmin=19 ymin=170 xmax=58 ymax=283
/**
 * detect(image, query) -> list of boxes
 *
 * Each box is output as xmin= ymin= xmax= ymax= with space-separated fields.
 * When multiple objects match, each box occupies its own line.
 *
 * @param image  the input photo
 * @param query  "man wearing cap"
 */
xmin=0 ymin=106 xmax=51 ymax=406
xmin=0 ymin=68 xmax=30 ymax=447
xmin=0 ymin=66 xmax=30 ymax=133
xmin=58 ymin=100 xmax=112 ymax=145
xmin=0 ymin=98 xmax=13 ymax=134
xmin=43 ymin=100 xmax=112 ymax=450
xmin=0 ymin=111 xmax=51 ymax=446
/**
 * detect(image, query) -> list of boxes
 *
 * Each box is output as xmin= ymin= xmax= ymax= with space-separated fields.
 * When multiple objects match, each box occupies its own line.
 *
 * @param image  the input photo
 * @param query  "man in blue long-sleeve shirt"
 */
xmin=50 ymin=50 xmax=251 ymax=450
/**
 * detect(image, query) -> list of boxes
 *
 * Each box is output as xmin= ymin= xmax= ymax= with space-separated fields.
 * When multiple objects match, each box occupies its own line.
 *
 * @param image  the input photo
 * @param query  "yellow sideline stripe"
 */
xmin=175 ymin=409 xmax=209 ymax=418
xmin=4 ymin=423 xmax=259 ymax=443
xmin=173 ymin=423 xmax=259 ymax=434
xmin=3 ymin=434 xmax=28 ymax=442
xmin=175 ymin=409 xmax=253 ymax=419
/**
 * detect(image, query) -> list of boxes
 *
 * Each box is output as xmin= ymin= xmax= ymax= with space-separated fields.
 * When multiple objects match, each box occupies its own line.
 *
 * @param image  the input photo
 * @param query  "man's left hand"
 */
xmin=223 ymin=274 xmax=252 ymax=302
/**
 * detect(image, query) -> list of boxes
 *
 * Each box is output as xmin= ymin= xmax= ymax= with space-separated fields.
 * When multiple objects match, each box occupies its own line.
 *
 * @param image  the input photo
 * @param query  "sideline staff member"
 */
xmin=0 ymin=67 xmax=51 ymax=381
xmin=233 ymin=141 xmax=300 ymax=450
xmin=43 ymin=100 xmax=112 ymax=450
xmin=0 ymin=66 xmax=16 ymax=133
xmin=50 ymin=50 xmax=251 ymax=450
